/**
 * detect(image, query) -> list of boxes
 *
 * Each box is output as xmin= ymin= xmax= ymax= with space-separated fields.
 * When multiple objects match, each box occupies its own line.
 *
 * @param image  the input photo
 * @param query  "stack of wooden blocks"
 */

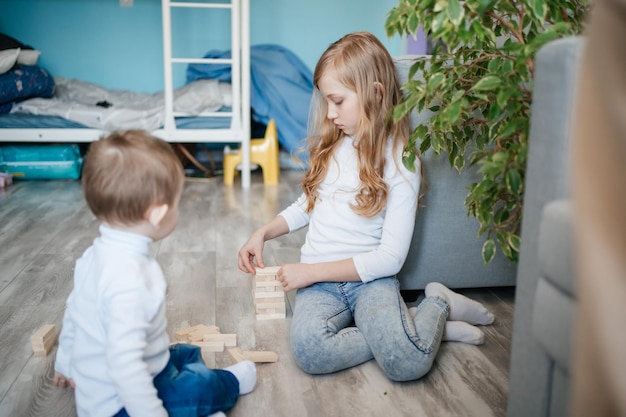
xmin=253 ymin=266 xmax=285 ymax=320
xmin=31 ymin=324 xmax=57 ymax=357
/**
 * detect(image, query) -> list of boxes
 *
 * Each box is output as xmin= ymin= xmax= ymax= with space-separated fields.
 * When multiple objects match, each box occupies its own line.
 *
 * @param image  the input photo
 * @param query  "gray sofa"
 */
xmin=506 ymin=37 xmax=583 ymax=417
xmin=393 ymin=56 xmax=517 ymax=290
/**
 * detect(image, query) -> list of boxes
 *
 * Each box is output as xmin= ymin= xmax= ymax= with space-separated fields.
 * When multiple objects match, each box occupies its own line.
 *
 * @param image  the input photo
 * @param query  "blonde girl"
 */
xmin=238 ymin=32 xmax=494 ymax=381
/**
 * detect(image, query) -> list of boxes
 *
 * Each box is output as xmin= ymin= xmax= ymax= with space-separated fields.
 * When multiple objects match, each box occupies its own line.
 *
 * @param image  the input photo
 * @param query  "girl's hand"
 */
xmin=238 ymin=231 xmax=266 ymax=274
xmin=53 ymin=371 xmax=75 ymax=389
xmin=277 ymin=264 xmax=316 ymax=291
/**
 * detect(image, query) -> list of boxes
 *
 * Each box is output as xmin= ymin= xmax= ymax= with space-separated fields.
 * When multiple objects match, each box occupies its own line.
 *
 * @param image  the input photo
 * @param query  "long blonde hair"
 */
xmin=302 ymin=31 xmax=410 ymax=217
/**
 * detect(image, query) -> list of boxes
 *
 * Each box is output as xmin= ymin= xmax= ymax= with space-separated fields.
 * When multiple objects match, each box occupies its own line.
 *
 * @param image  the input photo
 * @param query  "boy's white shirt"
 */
xmin=55 ymin=225 xmax=170 ymax=417
xmin=279 ymin=136 xmax=421 ymax=282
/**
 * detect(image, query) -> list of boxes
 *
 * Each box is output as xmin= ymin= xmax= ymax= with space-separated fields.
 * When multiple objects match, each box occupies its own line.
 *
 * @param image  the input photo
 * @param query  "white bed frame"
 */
xmin=0 ymin=0 xmax=252 ymax=187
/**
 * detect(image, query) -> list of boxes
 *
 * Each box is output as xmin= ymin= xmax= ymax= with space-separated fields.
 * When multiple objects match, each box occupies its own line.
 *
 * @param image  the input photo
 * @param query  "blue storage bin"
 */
xmin=0 ymin=144 xmax=83 ymax=180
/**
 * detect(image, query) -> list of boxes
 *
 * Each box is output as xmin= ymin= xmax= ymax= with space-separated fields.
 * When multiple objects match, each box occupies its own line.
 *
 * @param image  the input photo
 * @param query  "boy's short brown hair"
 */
xmin=82 ymin=130 xmax=184 ymax=225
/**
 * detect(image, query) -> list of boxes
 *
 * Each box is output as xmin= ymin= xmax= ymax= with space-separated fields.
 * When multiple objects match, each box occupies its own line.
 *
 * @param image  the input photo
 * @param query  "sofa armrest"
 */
xmin=507 ymin=37 xmax=585 ymax=417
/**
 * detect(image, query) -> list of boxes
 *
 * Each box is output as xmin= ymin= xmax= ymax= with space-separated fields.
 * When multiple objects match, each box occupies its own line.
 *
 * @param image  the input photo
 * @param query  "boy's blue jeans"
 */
xmin=113 ymin=344 xmax=239 ymax=417
xmin=290 ymin=277 xmax=449 ymax=382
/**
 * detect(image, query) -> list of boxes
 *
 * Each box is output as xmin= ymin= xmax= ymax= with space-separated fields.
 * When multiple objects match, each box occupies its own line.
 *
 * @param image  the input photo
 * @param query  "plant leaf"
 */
xmin=472 ymin=75 xmax=502 ymax=91
xmin=529 ymin=0 xmax=547 ymax=24
xmin=402 ymin=147 xmax=418 ymax=172
xmin=508 ymin=233 xmax=521 ymax=252
xmin=427 ymin=73 xmax=445 ymax=91
xmin=453 ymin=154 xmax=465 ymax=173
xmin=482 ymin=239 xmax=496 ymax=264
xmin=505 ymin=168 xmax=522 ymax=195
xmin=447 ymin=0 xmax=464 ymax=26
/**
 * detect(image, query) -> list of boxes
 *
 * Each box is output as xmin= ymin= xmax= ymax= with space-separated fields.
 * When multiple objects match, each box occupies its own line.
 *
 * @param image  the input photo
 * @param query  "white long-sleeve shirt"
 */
xmin=279 ymin=136 xmax=421 ymax=282
xmin=55 ymin=225 xmax=170 ymax=417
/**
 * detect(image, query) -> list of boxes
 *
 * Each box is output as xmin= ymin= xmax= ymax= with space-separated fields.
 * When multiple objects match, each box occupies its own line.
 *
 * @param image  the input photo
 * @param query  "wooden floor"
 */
xmin=0 ymin=169 xmax=515 ymax=417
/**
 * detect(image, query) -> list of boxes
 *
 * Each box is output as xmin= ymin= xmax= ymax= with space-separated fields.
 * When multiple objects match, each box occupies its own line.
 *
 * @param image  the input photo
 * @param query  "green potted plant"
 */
xmin=385 ymin=0 xmax=587 ymax=263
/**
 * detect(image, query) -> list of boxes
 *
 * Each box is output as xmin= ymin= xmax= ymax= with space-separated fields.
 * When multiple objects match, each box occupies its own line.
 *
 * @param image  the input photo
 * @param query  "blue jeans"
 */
xmin=113 ymin=344 xmax=239 ymax=417
xmin=290 ymin=277 xmax=449 ymax=382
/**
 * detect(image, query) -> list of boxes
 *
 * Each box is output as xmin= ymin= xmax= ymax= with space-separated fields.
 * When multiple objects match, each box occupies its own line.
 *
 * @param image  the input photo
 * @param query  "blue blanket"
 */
xmin=187 ymin=44 xmax=313 ymax=159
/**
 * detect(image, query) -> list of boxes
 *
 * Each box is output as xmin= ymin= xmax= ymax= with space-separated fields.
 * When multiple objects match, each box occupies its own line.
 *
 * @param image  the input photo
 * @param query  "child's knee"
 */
xmin=376 ymin=350 xmax=436 ymax=382
xmin=290 ymin=332 xmax=335 ymax=375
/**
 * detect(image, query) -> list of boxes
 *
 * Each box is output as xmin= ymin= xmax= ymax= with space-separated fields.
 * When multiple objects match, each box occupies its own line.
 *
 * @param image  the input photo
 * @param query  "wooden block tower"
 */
xmin=253 ymin=266 xmax=286 ymax=320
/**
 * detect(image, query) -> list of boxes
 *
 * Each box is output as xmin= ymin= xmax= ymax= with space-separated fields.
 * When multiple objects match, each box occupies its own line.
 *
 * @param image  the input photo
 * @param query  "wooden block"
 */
xmin=254 ymin=296 xmax=286 ymax=304
xmin=254 ymin=280 xmax=283 ymax=289
xmin=175 ymin=324 xmax=220 ymax=342
xmin=253 ymin=290 xmax=285 ymax=299
xmin=228 ymin=347 xmax=245 ymax=363
xmin=31 ymin=324 xmax=57 ymax=356
xmin=228 ymin=347 xmax=279 ymax=363
xmin=203 ymin=333 xmax=237 ymax=347
xmin=188 ymin=327 xmax=221 ymax=342
xmin=243 ymin=350 xmax=279 ymax=363
xmin=254 ymin=301 xmax=286 ymax=309
xmin=256 ymin=312 xmax=286 ymax=320
xmin=254 ymin=266 xmax=280 ymax=277
xmin=31 ymin=324 xmax=56 ymax=345
xmin=255 ymin=304 xmax=286 ymax=314
xmin=191 ymin=341 xmax=225 ymax=352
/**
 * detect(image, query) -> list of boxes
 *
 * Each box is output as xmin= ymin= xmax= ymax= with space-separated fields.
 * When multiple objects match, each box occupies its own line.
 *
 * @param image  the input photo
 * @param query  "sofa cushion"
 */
xmin=532 ymin=276 xmax=574 ymax=373
xmin=538 ymin=199 xmax=576 ymax=297
xmin=532 ymin=200 xmax=576 ymax=373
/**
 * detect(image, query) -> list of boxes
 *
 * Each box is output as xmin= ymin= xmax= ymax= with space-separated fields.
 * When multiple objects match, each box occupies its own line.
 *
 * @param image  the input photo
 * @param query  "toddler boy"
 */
xmin=54 ymin=130 xmax=255 ymax=417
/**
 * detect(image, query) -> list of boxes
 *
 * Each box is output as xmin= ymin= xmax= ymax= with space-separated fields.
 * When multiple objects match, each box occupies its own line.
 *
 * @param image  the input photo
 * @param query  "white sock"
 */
xmin=225 ymin=360 xmax=257 ymax=395
xmin=209 ymin=413 xmax=226 ymax=417
xmin=408 ymin=306 xmax=485 ymax=345
xmin=443 ymin=321 xmax=485 ymax=345
xmin=424 ymin=282 xmax=495 ymax=325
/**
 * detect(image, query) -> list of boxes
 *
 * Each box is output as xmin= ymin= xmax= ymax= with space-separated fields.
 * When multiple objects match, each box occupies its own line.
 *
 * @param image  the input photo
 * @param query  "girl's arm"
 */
xmin=238 ymin=215 xmax=290 ymax=274
xmin=239 ymin=193 xmax=311 ymax=274
xmin=353 ymin=166 xmax=421 ymax=283
xmin=277 ymin=258 xmax=361 ymax=291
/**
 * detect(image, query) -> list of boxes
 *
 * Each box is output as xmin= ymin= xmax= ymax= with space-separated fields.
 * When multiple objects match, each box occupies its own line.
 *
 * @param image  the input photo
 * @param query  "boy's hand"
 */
xmin=53 ymin=372 xmax=75 ymax=389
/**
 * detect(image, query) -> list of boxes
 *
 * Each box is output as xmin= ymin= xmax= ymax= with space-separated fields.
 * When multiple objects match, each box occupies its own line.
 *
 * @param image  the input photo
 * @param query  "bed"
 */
xmin=0 ymin=0 xmax=253 ymax=187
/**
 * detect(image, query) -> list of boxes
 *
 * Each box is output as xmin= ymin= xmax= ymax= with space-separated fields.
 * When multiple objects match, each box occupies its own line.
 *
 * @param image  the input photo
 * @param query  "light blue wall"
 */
xmin=0 ymin=0 xmax=404 ymax=93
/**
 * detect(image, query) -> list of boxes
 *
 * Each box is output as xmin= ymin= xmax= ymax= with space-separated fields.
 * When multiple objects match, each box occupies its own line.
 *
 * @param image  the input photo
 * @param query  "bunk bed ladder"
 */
xmin=161 ymin=0 xmax=251 ymax=188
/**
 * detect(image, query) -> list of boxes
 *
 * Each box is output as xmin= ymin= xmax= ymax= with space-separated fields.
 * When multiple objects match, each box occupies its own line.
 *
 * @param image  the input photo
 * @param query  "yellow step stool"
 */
xmin=223 ymin=119 xmax=279 ymax=185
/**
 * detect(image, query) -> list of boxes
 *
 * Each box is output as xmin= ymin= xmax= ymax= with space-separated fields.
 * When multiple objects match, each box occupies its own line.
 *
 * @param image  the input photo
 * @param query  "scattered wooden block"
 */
xmin=203 ymin=333 xmax=237 ymax=347
xmin=188 ymin=327 xmax=221 ymax=343
xmin=31 ymin=324 xmax=57 ymax=357
xmin=175 ymin=324 xmax=220 ymax=342
xmin=228 ymin=347 xmax=245 ymax=363
xmin=227 ymin=347 xmax=279 ymax=363
xmin=191 ymin=341 xmax=225 ymax=352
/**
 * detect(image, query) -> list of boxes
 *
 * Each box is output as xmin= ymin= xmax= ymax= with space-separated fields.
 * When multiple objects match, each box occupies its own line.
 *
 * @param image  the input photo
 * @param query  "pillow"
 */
xmin=17 ymin=49 xmax=41 ymax=66
xmin=0 ymin=34 xmax=40 ymax=66
xmin=0 ymin=48 xmax=19 ymax=74
xmin=0 ymin=64 xmax=55 ymax=112
xmin=0 ymin=33 xmax=33 ymax=51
